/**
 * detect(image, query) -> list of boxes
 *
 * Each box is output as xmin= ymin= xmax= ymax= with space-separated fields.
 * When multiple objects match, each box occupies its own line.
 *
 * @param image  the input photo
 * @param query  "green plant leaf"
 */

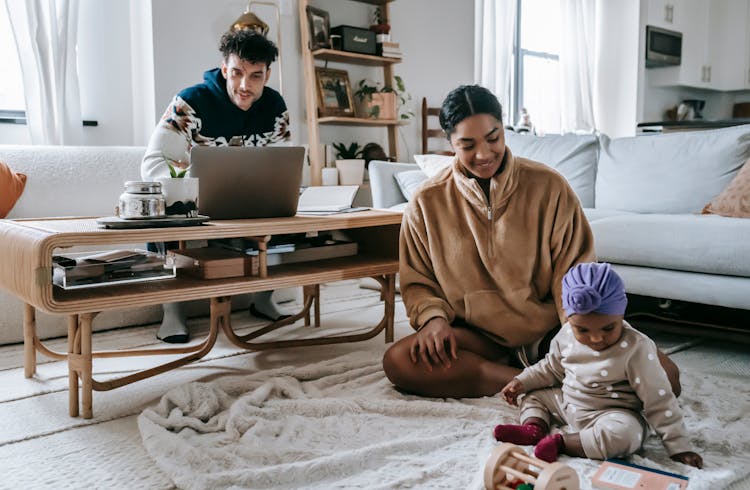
xmin=333 ymin=141 xmax=363 ymax=159
xmin=168 ymin=162 xmax=178 ymax=178
xmin=177 ymin=169 xmax=188 ymax=178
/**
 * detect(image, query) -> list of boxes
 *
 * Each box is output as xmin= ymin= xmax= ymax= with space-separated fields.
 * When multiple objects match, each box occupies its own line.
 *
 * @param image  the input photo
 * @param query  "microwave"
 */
xmin=645 ymin=25 xmax=682 ymax=67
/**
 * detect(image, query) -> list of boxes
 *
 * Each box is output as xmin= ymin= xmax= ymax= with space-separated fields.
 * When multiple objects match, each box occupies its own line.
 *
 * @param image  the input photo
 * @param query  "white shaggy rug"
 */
xmin=139 ymin=349 xmax=750 ymax=489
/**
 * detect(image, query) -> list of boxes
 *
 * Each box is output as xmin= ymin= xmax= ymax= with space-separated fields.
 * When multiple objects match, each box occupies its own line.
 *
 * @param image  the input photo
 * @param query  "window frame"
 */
xmin=511 ymin=0 xmax=560 ymax=128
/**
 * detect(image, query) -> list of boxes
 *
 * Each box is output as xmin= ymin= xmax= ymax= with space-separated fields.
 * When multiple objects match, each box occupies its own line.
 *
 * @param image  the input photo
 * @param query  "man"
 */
xmin=142 ymin=29 xmax=291 ymax=343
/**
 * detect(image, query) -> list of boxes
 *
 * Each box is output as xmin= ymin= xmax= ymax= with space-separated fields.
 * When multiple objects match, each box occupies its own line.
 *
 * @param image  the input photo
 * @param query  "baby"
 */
xmin=494 ymin=262 xmax=702 ymax=468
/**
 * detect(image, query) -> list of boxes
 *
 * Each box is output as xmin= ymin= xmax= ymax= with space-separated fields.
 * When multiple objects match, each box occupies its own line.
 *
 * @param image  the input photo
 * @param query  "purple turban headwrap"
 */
xmin=562 ymin=262 xmax=627 ymax=316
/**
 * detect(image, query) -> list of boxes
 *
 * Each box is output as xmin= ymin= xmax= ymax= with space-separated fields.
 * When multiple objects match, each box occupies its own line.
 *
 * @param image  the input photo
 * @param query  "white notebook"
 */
xmin=297 ymin=185 xmax=361 ymax=213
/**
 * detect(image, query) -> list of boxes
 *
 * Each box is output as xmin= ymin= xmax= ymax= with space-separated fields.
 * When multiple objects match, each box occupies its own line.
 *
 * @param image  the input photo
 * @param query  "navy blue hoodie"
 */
xmin=169 ymin=68 xmax=289 ymax=146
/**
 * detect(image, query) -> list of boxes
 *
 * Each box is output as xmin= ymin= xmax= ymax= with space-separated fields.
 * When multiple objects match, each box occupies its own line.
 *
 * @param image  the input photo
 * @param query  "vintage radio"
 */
xmin=330 ymin=25 xmax=376 ymax=55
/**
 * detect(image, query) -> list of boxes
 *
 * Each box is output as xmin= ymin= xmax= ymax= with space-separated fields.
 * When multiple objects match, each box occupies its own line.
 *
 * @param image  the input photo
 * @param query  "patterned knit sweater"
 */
xmin=142 ymin=68 xmax=290 ymax=181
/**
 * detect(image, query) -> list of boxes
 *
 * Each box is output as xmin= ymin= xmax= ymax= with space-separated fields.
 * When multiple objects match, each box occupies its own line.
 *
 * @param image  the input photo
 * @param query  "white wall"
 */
xmin=594 ymin=1 xmax=639 ymax=137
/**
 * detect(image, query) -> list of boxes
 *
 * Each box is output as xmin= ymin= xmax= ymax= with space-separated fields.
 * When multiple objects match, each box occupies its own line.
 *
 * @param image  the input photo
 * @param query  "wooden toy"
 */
xmin=484 ymin=443 xmax=580 ymax=490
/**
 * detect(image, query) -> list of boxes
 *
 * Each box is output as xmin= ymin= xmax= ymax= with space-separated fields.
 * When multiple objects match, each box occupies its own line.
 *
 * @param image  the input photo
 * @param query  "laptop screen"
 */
xmin=189 ymin=146 xmax=304 ymax=220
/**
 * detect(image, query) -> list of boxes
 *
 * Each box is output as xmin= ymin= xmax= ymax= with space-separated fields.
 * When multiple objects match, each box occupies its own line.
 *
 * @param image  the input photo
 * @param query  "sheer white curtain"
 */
xmin=474 ymin=0 xmax=517 ymax=123
xmin=559 ymin=0 xmax=596 ymax=132
xmin=5 ymin=0 xmax=83 ymax=145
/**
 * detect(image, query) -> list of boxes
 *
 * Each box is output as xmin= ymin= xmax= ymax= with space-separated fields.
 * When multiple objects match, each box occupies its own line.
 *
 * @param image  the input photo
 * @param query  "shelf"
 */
xmin=51 ymin=254 xmax=398 ymax=312
xmin=312 ymin=49 xmax=401 ymax=67
xmin=318 ymin=116 xmax=407 ymax=126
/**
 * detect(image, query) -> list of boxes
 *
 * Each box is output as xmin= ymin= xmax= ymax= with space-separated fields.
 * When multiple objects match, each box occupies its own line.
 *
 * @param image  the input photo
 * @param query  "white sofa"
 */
xmin=369 ymin=125 xmax=750 ymax=318
xmin=0 ymin=145 xmax=294 ymax=345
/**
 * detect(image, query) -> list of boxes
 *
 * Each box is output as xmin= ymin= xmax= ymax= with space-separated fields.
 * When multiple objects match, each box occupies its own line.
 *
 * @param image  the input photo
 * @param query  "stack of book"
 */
xmin=378 ymin=41 xmax=402 ymax=59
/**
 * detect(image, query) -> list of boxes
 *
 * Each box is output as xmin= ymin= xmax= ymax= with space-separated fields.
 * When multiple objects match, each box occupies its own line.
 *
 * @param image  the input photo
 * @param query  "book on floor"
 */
xmin=591 ymin=459 xmax=688 ymax=490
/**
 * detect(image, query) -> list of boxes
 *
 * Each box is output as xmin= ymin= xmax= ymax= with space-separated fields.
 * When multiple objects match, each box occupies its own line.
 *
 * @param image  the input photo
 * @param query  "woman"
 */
xmin=382 ymin=85 xmax=680 ymax=399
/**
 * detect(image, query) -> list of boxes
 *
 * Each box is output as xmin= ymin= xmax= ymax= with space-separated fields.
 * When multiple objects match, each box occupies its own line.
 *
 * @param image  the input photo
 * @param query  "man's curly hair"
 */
xmin=219 ymin=29 xmax=278 ymax=67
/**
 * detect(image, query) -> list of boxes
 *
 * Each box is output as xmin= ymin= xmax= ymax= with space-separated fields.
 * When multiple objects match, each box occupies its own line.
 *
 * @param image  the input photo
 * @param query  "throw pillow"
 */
xmin=0 ymin=160 xmax=27 ymax=218
xmin=413 ymin=154 xmax=454 ymax=178
xmin=394 ymin=170 xmax=428 ymax=201
xmin=702 ymin=158 xmax=750 ymax=218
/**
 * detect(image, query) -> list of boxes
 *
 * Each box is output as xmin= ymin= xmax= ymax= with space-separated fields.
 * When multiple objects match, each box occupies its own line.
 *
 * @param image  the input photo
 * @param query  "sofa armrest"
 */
xmin=368 ymin=160 xmax=419 ymax=209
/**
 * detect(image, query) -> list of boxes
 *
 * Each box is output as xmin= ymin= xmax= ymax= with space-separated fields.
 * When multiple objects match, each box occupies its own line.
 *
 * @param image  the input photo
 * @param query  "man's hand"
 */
xmin=499 ymin=378 xmax=525 ymax=406
xmin=409 ymin=317 xmax=457 ymax=372
xmin=670 ymin=451 xmax=703 ymax=469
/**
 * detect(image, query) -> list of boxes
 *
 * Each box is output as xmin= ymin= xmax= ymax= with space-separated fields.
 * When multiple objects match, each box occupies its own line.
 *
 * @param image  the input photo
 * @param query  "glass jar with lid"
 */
xmin=118 ymin=181 xmax=166 ymax=219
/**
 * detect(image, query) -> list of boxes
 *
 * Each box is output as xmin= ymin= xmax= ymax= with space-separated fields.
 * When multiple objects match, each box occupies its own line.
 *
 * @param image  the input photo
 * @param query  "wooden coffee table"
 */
xmin=0 ymin=211 xmax=401 ymax=418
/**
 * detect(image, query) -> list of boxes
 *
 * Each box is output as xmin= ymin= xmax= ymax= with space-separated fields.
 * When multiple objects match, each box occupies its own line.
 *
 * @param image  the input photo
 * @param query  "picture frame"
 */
xmin=315 ymin=67 xmax=355 ymax=117
xmin=306 ymin=6 xmax=331 ymax=50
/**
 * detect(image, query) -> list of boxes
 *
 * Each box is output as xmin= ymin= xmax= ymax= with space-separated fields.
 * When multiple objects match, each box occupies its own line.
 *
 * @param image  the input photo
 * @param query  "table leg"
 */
xmin=23 ymin=304 xmax=36 ymax=378
xmin=303 ymin=285 xmax=313 ymax=327
xmin=384 ymin=274 xmax=395 ymax=343
xmin=313 ymin=284 xmax=321 ymax=327
xmin=67 ymin=315 xmax=79 ymax=417
xmin=80 ymin=313 xmax=94 ymax=419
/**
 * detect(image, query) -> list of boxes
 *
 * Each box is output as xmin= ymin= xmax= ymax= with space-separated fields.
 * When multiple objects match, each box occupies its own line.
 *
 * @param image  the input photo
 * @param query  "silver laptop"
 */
xmin=190 ymin=146 xmax=304 ymax=219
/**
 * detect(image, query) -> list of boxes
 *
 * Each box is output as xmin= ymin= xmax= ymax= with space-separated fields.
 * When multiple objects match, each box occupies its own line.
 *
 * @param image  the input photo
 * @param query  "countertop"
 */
xmin=637 ymin=119 xmax=750 ymax=132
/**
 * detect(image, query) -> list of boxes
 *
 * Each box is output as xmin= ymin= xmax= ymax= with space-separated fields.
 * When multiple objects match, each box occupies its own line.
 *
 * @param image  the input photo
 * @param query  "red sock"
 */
xmin=492 ymin=422 xmax=546 ymax=445
xmin=534 ymin=433 xmax=564 ymax=462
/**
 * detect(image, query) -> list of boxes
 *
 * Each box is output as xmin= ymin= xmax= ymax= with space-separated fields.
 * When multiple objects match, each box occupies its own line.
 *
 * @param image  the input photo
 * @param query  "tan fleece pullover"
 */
xmin=399 ymin=148 xmax=595 ymax=347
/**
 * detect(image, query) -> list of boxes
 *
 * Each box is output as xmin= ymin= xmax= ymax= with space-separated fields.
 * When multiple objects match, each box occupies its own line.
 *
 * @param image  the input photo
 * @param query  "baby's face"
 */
xmin=568 ymin=313 xmax=624 ymax=351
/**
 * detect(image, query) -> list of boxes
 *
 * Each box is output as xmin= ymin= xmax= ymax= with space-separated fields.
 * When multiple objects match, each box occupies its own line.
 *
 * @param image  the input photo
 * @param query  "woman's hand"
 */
xmin=409 ymin=317 xmax=457 ymax=371
xmin=670 ymin=451 xmax=703 ymax=469
xmin=499 ymin=378 xmax=525 ymax=406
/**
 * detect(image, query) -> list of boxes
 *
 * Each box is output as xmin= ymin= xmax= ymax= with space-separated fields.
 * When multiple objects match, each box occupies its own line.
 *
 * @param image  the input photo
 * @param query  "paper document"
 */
xmin=297 ymin=185 xmax=360 ymax=212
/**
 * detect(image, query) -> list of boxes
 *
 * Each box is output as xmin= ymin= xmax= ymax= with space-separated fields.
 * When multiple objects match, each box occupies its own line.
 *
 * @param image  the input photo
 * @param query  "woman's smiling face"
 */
xmin=449 ymin=113 xmax=506 ymax=179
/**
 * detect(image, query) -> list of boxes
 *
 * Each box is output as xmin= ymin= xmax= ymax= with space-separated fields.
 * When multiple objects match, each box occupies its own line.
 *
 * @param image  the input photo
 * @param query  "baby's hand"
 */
xmin=499 ymin=378 xmax=525 ymax=406
xmin=670 ymin=451 xmax=703 ymax=469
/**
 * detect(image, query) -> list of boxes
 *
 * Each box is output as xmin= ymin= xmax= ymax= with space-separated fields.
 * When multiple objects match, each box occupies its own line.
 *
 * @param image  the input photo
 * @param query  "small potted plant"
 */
xmin=332 ymin=142 xmax=366 ymax=185
xmin=158 ymin=157 xmax=199 ymax=217
xmin=354 ymin=76 xmax=414 ymax=121
xmin=370 ymin=6 xmax=390 ymax=38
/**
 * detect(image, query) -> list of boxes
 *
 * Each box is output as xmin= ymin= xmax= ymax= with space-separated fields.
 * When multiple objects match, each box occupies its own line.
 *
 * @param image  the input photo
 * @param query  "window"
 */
xmin=511 ymin=0 xmax=561 ymax=134
xmin=0 ymin=7 xmax=26 ymax=112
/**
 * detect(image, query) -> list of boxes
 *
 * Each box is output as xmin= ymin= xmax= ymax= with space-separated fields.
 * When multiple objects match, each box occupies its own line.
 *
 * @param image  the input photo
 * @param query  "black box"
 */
xmin=331 ymin=25 xmax=376 ymax=55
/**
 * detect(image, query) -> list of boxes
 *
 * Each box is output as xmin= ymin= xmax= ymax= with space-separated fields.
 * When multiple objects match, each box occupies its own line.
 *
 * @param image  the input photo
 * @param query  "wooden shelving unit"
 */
xmin=299 ymin=0 xmax=400 ymax=185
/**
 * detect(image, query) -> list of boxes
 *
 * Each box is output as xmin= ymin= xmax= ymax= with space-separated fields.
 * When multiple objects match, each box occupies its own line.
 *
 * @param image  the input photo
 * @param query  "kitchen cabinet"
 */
xmin=647 ymin=0 xmax=689 ymax=31
xmin=648 ymin=0 xmax=750 ymax=91
xmin=708 ymin=0 xmax=750 ymax=90
xmin=649 ymin=0 xmax=710 ymax=89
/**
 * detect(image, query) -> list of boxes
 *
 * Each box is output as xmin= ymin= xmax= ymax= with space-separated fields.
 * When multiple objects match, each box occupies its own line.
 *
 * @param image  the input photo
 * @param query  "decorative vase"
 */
xmin=335 ymin=159 xmax=365 ymax=186
xmin=158 ymin=177 xmax=199 ymax=217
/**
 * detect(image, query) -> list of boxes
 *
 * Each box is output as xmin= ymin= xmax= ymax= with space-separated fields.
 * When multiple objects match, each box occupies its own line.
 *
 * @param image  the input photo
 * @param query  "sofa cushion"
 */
xmin=591 ymin=214 xmax=750 ymax=277
xmin=394 ymin=170 xmax=428 ymax=201
xmin=595 ymin=125 xmax=750 ymax=213
xmin=583 ymin=208 xmax=633 ymax=223
xmin=0 ymin=160 xmax=27 ymax=218
xmin=505 ymin=132 xmax=598 ymax=208
xmin=702 ymin=158 xmax=750 ymax=218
